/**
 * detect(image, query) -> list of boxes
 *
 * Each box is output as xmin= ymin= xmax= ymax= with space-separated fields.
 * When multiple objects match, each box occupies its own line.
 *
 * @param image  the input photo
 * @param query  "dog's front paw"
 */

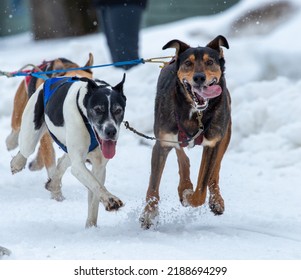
xmin=45 ymin=179 xmax=65 ymax=202
xmin=140 ymin=201 xmax=159 ymax=230
xmin=51 ymin=191 xmax=65 ymax=202
xmin=181 ymin=189 xmax=194 ymax=207
xmin=28 ymin=157 xmax=44 ymax=171
xmin=209 ymin=194 xmax=224 ymax=215
xmin=139 ymin=211 xmax=159 ymax=230
xmin=103 ymin=196 xmax=123 ymax=211
xmin=10 ymin=152 xmax=27 ymax=174
xmin=182 ymin=189 xmax=207 ymax=208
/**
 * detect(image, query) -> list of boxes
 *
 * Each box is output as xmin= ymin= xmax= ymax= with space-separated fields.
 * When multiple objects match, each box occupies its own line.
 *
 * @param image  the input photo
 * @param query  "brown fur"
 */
xmin=140 ymin=36 xmax=231 ymax=229
xmin=6 ymin=54 xmax=93 ymax=179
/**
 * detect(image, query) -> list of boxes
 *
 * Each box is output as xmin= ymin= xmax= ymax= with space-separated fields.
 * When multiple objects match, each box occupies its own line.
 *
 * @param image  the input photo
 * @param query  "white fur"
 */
xmin=99 ymin=94 xmax=120 ymax=140
xmin=160 ymin=132 xmax=179 ymax=148
xmin=11 ymin=80 xmax=123 ymax=228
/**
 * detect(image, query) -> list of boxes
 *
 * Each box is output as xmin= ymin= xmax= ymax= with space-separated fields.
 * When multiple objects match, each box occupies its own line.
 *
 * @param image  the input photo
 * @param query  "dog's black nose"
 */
xmin=193 ymin=73 xmax=206 ymax=85
xmin=105 ymin=126 xmax=117 ymax=138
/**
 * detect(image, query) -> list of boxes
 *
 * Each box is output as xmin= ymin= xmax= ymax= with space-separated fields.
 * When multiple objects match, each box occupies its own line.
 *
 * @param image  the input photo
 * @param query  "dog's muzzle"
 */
xmin=93 ymin=127 xmax=117 ymax=159
xmin=183 ymin=78 xmax=222 ymax=110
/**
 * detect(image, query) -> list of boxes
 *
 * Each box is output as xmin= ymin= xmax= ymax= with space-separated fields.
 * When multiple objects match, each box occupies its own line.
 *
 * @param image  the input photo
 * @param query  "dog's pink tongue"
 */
xmin=202 ymin=85 xmax=222 ymax=98
xmin=194 ymin=85 xmax=222 ymax=99
xmin=101 ymin=140 xmax=116 ymax=159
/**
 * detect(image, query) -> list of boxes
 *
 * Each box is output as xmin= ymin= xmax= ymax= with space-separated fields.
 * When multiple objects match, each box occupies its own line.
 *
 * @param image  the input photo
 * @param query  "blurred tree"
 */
xmin=30 ymin=0 xmax=98 ymax=40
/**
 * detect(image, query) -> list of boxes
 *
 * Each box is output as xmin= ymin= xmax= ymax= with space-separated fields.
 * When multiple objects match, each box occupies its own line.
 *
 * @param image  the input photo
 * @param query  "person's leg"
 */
xmin=99 ymin=7 xmax=113 ymax=52
xmin=99 ymin=5 xmax=143 ymax=69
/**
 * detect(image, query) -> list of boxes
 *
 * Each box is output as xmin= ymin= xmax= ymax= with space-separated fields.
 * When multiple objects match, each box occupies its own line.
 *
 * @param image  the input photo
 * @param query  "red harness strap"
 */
xmin=175 ymin=112 xmax=204 ymax=148
xmin=178 ymin=126 xmax=203 ymax=148
xmin=24 ymin=61 xmax=52 ymax=89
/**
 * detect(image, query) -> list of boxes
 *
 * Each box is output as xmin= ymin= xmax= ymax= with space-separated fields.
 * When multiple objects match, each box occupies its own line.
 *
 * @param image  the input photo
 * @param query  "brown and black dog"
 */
xmin=140 ymin=35 xmax=231 ymax=229
xmin=6 ymin=54 xmax=93 ymax=191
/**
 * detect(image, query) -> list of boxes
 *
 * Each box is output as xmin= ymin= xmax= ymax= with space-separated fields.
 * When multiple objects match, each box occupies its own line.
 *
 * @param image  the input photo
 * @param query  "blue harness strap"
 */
xmin=43 ymin=77 xmax=75 ymax=107
xmin=43 ymin=77 xmax=99 ymax=153
xmin=77 ymin=112 xmax=99 ymax=153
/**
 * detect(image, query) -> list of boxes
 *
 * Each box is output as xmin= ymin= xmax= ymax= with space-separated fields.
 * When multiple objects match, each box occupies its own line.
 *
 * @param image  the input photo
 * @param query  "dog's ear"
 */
xmin=86 ymin=53 xmax=94 ymax=67
xmin=162 ymin=40 xmax=190 ymax=57
xmin=206 ymin=35 xmax=229 ymax=58
xmin=82 ymin=53 xmax=94 ymax=74
xmin=84 ymin=53 xmax=94 ymax=67
xmin=112 ymin=73 xmax=126 ymax=93
xmin=112 ymin=74 xmax=126 ymax=101
xmin=52 ymin=59 xmax=65 ymax=70
xmin=76 ymin=77 xmax=98 ymax=89
xmin=51 ymin=59 xmax=66 ymax=77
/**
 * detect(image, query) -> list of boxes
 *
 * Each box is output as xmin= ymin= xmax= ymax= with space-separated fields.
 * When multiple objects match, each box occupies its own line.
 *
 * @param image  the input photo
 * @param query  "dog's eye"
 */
xmin=184 ymin=60 xmax=193 ymax=67
xmin=93 ymin=106 xmax=105 ymax=114
xmin=206 ymin=59 xmax=214 ymax=66
xmin=113 ymin=108 xmax=123 ymax=115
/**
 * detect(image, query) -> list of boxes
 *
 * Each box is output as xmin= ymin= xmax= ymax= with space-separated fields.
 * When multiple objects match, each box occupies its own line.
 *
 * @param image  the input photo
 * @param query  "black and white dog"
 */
xmin=11 ymin=75 xmax=126 ymax=227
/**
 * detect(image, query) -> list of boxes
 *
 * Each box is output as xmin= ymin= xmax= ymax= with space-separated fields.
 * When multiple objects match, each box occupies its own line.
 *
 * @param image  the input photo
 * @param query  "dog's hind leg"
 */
xmin=29 ymin=133 xmax=56 ymax=178
xmin=10 ymin=151 xmax=27 ymax=174
xmin=140 ymin=141 xmax=172 ymax=229
xmin=28 ymin=144 xmax=44 ymax=171
xmin=40 ymin=134 xmax=56 ymax=177
xmin=6 ymin=80 xmax=28 ymax=151
xmin=11 ymin=127 xmax=47 ymax=174
xmin=10 ymin=89 xmax=46 ymax=174
xmin=175 ymin=147 xmax=194 ymax=205
xmin=45 ymin=153 xmax=70 ymax=201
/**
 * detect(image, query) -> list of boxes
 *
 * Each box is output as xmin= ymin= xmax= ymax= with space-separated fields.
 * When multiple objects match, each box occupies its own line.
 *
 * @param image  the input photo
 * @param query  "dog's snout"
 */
xmin=193 ymin=73 xmax=206 ymax=85
xmin=105 ymin=126 xmax=117 ymax=138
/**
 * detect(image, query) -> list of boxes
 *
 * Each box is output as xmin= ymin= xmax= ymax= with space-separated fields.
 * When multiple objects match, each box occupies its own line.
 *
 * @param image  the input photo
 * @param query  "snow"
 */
xmin=0 ymin=0 xmax=301 ymax=260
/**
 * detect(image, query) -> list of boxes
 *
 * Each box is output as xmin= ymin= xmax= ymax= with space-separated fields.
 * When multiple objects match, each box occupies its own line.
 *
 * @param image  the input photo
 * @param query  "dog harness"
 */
xmin=25 ymin=61 xmax=52 ymax=88
xmin=43 ymin=77 xmax=98 ymax=153
xmin=177 ymin=124 xmax=203 ymax=148
xmin=175 ymin=111 xmax=204 ymax=148
xmin=178 ymin=127 xmax=203 ymax=147
xmin=25 ymin=61 xmax=53 ymax=97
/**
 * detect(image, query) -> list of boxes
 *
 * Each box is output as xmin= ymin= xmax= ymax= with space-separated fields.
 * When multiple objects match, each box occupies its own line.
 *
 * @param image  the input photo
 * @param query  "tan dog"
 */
xmin=6 ymin=54 xmax=93 ymax=199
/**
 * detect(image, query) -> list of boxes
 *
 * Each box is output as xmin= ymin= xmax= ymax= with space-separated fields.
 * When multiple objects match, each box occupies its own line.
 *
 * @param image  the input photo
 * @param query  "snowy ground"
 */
xmin=0 ymin=0 xmax=301 ymax=260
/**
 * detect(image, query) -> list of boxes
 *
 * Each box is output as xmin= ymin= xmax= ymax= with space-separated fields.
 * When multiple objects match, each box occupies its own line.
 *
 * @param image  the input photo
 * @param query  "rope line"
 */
xmin=123 ymin=120 xmax=203 ymax=146
xmin=0 ymin=56 xmax=173 ymax=79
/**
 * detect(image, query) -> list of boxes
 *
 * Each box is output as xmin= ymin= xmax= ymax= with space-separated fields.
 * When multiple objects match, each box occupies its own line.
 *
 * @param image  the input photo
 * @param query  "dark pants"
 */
xmin=99 ymin=5 xmax=143 ymax=70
